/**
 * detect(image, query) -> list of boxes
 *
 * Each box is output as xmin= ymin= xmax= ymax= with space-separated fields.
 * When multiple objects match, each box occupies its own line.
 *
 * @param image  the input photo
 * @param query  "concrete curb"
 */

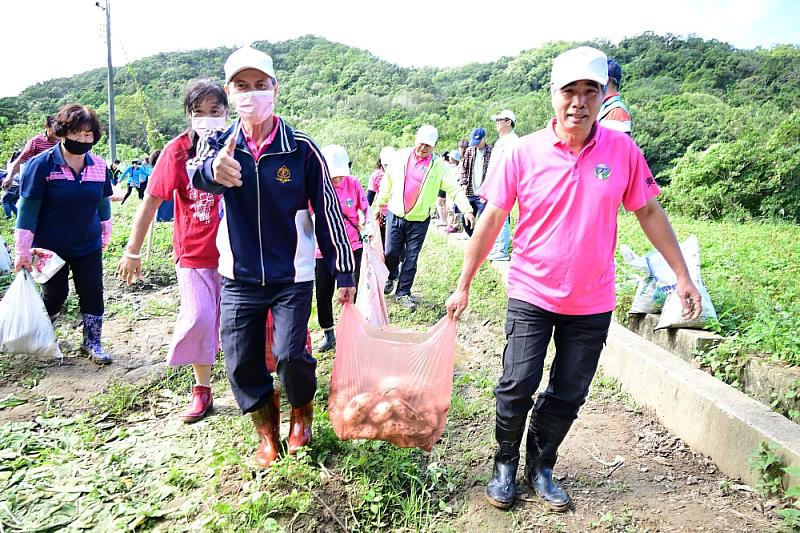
xmin=433 ymin=224 xmax=800 ymax=487
xmin=601 ymin=322 xmax=800 ymax=487
xmin=623 ymin=312 xmax=722 ymax=361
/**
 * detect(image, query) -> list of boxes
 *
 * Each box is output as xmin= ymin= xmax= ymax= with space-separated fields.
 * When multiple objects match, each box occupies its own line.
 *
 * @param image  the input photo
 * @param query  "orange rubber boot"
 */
xmin=287 ymin=401 xmax=313 ymax=454
xmin=251 ymin=391 xmax=281 ymax=467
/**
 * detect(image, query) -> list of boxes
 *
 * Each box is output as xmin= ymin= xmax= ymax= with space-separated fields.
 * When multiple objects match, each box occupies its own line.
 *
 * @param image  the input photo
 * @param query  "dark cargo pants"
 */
xmin=220 ymin=278 xmax=317 ymax=413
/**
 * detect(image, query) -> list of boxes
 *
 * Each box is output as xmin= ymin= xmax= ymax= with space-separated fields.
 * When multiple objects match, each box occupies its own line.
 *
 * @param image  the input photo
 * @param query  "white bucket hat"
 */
xmin=322 ymin=144 xmax=350 ymax=178
xmin=379 ymin=146 xmax=396 ymax=166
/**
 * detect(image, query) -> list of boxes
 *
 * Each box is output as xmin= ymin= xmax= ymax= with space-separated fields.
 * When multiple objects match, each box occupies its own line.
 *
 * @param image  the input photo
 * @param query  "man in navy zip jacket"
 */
xmin=189 ymin=46 xmax=355 ymax=468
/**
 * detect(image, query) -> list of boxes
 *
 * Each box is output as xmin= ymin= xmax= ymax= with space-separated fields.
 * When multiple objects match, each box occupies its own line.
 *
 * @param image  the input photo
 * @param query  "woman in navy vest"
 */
xmin=14 ymin=103 xmax=115 ymax=364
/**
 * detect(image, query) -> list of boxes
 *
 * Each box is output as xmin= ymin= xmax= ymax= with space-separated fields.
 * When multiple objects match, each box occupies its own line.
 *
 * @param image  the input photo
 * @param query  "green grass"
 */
xmin=616 ymin=214 xmax=800 ymax=367
xmin=590 ymin=372 xmax=641 ymax=415
xmin=104 ymin=200 xmax=177 ymax=285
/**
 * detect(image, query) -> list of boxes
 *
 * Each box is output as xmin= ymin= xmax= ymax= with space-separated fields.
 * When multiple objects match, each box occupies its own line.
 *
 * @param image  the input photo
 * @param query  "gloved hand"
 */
xmin=101 ymin=219 xmax=113 ymax=249
xmin=14 ymin=229 xmax=34 ymax=273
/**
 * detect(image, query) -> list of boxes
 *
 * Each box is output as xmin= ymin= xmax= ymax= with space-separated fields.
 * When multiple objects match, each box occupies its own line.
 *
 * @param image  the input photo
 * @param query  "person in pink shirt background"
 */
xmin=3 ymin=116 xmax=60 ymax=191
xmin=315 ymin=144 xmax=369 ymax=352
xmin=446 ymin=47 xmax=702 ymax=512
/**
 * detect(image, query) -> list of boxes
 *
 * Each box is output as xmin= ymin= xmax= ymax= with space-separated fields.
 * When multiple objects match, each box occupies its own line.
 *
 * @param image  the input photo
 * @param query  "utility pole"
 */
xmin=96 ymin=0 xmax=116 ymax=161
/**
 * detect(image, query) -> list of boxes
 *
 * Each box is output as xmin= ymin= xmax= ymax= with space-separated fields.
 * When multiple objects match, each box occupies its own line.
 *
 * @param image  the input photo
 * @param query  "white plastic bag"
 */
xmin=356 ymin=229 xmax=390 ymax=328
xmin=620 ymin=244 xmax=668 ymax=314
xmin=0 ymin=234 xmax=11 ymax=275
xmin=110 ymin=183 xmax=126 ymax=202
xmin=0 ymin=270 xmax=62 ymax=358
xmin=655 ymin=236 xmax=718 ymax=329
xmin=30 ymin=248 xmax=66 ymax=283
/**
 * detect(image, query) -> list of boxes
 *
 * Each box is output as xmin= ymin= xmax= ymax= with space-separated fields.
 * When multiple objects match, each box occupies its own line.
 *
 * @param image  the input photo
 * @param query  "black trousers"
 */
xmin=495 ymin=298 xmax=612 ymax=423
xmin=121 ymin=184 xmax=145 ymax=205
xmin=41 ymin=248 xmax=104 ymax=317
xmin=220 ymin=278 xmax=317 ymax=413
xmin=315 ymin=247 xmax=362 ymax=330
xmin=384 ymin=212 xmax=429 ymax=297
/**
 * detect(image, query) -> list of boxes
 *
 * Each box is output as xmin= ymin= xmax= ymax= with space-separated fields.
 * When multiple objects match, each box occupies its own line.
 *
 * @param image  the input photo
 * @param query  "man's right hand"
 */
xmin=1 ymin=177 xmax=11 ymax=190
xmin=445 ymin=287 xmax=470 ymax=320
xmin=212 ymin=134 xmax=243 ymax=187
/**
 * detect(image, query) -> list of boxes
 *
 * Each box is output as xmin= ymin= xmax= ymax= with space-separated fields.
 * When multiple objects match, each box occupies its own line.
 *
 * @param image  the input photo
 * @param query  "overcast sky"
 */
xmin=0 ymin=0 xmax=798 ymax=98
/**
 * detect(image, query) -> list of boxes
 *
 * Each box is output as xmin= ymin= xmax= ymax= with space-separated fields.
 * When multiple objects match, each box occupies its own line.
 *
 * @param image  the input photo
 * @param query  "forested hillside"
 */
xmin=1 ymin=33 xmax=798 ymax=221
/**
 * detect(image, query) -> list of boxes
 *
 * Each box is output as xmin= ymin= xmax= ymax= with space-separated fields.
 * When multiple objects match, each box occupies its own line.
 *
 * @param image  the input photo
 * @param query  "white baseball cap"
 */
xmin=415 ymin=125 xmax=438 ymax=147
xmin=550 ymin=46 xmax=608 ymax=90
xmin=491 ymin=109 xmax=516 ymax=122
xmin=224 ymin=46 xmax=277 ymax=84
xmin=322 ymin=144 xmax=350 ymax=178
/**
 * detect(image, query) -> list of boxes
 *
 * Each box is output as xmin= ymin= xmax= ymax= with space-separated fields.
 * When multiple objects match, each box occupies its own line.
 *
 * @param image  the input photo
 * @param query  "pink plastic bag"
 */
xmin=328 ymin=304 xmax=456 ymax=451
xmin=356 ymin=230 xmax=390 ymax=328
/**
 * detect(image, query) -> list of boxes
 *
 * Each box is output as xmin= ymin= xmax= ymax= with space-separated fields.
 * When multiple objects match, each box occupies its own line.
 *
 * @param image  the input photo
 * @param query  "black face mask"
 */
xmin=63 ymin=138 xmax=93 ymax=155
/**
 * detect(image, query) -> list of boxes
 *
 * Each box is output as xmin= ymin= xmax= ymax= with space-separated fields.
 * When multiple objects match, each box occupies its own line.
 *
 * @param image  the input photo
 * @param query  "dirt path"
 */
xmin=0 ymin=238 xmax=782 ymax=531
xmin=442 ymin=314 xmax=776 ymax=532
xmin=0 ymin=282 xmax=176 ymax=422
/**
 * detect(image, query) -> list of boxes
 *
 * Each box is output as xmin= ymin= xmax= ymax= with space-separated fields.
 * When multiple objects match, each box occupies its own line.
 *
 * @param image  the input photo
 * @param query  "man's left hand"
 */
xmin=463 ymin=212 xmax=475 ymax=229
xmin=337 ymin=286 xmax=356 ymax=305
xmin=676 ymin=277 xmax=702 ymax=321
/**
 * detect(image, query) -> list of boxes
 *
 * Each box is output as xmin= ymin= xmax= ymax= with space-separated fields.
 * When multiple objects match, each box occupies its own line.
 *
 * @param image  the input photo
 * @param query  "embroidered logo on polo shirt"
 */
xmin=345 ymin=198 xmax=354 ymax=208
xmin=594 ymin=163 xmax=611 ymax=180
xmin=276 ymin=165 xmax=292 ymax=183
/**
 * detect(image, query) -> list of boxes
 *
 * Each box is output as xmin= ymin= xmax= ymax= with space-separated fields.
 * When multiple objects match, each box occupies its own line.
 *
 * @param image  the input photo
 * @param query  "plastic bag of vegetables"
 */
xmin=328 ymin=303 xmax=456 ymax=451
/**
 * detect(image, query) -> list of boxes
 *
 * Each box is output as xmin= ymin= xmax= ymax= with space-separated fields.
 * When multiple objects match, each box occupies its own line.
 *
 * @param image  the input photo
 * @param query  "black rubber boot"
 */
xmin=317 ymin=328 xmax=336 ymax=353
xmin=485 ymin=417 xmax=525 ymax=509
xmin=523 ymin=411 xmax=574 ymax=512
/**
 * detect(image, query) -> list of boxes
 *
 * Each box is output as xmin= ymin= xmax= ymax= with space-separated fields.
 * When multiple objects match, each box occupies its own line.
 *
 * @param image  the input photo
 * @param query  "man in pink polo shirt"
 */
xmin=446 ymin=47 xmax=702 ymax=512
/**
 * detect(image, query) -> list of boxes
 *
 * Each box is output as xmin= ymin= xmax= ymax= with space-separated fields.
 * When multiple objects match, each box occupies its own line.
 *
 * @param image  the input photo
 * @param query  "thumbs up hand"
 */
xmin=212 ymin=133 xmax=243 ymax=187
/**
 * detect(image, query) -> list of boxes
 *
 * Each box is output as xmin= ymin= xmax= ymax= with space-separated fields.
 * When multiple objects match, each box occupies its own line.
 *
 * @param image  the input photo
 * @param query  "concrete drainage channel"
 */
xmin=602 ymin=321 xmax=800 ymax=487
xmin=438 ymin=225 xmax=800 ymax=489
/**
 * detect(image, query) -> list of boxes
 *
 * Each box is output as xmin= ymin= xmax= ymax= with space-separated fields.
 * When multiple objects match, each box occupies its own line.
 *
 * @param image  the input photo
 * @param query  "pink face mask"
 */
xmin=233 ymin=90 xmax=275 ymax=123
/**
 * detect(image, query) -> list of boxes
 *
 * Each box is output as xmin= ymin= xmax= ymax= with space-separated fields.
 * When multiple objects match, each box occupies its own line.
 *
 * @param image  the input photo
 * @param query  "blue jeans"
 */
xmin=2 ymin=187 xmax=19 ymax=219
xmin=491 ymin=216 xmax=511 ymax=256
xmin=464 ymin=195 xmax=486 ymax=237
xmin=495 ymin=298 xmax=612 ymax=422
xmin=384 ymin=212 xmax=429 ymax=297
xmin=220 ymin=278 xmax=317 ymax=413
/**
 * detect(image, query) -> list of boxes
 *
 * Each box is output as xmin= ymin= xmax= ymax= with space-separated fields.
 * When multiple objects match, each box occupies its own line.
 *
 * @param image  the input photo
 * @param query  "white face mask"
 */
xmin=233 ymin=90 xmax=275 ymax=124
xmin=191 ymin=116 xmax=227 ymax=137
